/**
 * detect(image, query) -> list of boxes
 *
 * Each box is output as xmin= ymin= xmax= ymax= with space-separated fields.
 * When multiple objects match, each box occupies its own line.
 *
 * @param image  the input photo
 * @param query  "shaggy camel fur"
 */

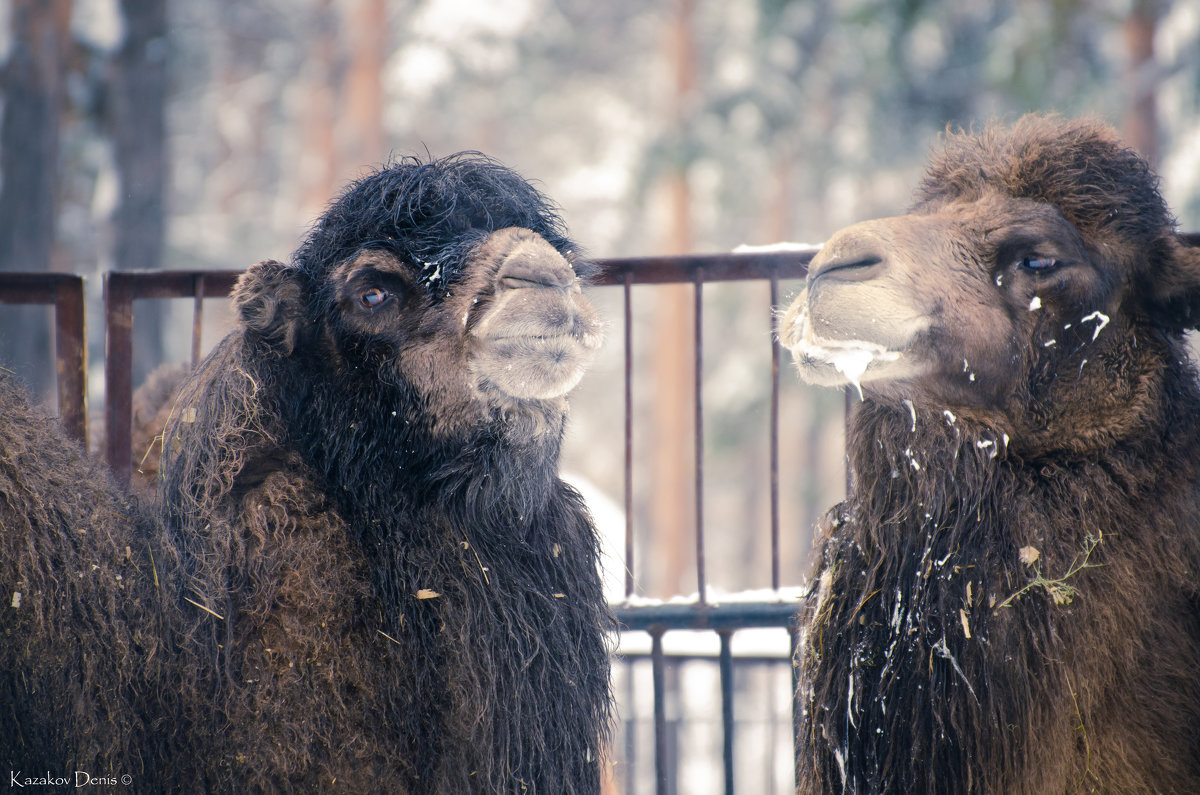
xmin=781 ymin=116 xmax=1200 ymax=793
xmin=0 ymin=371 xmax=188 ymax=788
xmin=2 ymin=152 xmax=612 ymax=793
xmin=159 ymin=152 xmax=612 ymax=792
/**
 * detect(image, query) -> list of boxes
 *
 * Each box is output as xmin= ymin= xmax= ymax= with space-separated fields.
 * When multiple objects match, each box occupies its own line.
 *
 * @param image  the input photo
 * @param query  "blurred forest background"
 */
xmin=2 ymin=0 xmax=1199 ymax=603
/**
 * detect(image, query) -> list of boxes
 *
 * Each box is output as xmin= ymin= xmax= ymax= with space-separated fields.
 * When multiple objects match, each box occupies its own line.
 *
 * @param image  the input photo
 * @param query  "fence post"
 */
xmin=104 ymin=272 xmax=134 ymax=483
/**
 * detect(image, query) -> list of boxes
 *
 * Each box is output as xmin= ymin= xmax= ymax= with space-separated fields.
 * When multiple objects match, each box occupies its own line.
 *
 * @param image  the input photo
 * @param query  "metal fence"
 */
xmin=0 ymin=272 xmax=87 ymax=446
xmin=98 ymin=249 xmax=824 ymax=794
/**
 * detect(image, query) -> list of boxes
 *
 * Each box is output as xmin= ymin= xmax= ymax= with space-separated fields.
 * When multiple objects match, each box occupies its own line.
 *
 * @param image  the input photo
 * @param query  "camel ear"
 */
xmin=1144 ymin=237 xmax=1200 ymax=331
xmin=231 ymin=259 xmax=308 ymax=355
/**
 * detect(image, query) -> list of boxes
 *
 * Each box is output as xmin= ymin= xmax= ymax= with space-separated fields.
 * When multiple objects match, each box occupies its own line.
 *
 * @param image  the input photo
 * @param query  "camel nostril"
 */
xmin=811 ymin=255 xmax=884 ymax=283
xmin=501 ymin=275 xmax=562 ymax=290
xmin=498 ymin=258 xmax=574 ymax=290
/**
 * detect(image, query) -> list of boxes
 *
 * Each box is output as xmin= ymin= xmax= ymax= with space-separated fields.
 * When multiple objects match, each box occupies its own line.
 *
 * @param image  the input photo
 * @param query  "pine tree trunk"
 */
xmin=342 ymin=0 xmax=387 ymax=169
xmin=298 ymin=0 xmax=340 ymax=225
xmin=1122 ymin=0 xmax=1159 ymax=166
xmin=649 ymin=0 xmax=698 ymax=599
xmin=109 ymin=0 xmax=168 ymax=385
xmin=0 ymin=0 xmax=71 ymax=398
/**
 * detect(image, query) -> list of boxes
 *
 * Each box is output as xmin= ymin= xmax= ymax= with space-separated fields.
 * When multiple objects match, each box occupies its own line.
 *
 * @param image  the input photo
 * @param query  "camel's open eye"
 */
xmin=361 ymin=287 xmax=391 ymax=308
xmin=1020 ymin=256 xmax=1059 ymax=272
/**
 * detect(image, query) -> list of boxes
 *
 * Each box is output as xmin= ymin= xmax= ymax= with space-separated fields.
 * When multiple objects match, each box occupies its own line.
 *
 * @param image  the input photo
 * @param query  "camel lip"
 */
xmin=479 ymin=330 xmax=604 ymax=350
xmin=781 ymin=304 xmax=909 ymax=396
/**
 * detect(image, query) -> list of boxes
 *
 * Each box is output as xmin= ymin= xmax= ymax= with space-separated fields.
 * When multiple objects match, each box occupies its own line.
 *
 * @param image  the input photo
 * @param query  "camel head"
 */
xmin=230 ymin=153 xmax=602 ymax=440
xmin=780 ymin=115 xmax=1200 ymax=444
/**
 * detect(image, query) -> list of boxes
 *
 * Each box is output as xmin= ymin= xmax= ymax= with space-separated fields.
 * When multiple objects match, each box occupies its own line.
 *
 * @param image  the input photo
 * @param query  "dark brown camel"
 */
xmin=2 ymin=152 xmax=613 ymax=794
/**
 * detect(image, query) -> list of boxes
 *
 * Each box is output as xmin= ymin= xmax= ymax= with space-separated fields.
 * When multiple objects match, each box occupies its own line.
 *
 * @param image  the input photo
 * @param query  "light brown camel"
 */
xmin=781 ymin=115 xmax=1200 ymax=793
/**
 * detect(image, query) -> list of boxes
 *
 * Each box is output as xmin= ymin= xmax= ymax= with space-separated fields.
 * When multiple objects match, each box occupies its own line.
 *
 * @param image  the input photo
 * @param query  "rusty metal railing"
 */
xmin=600 ymin=250 xmax=816 ymax=794
xmin=101 ymin=249 xmax=820 ymax=794
xmin=103 ymin=270 xmax=240 ymax=481
xmin=0 ymin=272 xmax=87 ymax=446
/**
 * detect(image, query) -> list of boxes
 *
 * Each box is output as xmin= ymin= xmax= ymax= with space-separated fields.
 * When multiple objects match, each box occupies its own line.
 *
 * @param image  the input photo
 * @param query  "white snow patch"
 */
xmin=933 ymin=636 xmax=978 ymax=700
xmin=943 ymin=409 xmax=956 ymax=425
xmin=831 ymin=348 xmax=878 ymax=398
xmin=1080 ymin=310 xmax=1110 ymax=341
xmin=563 ymin=473 xmax=631 ymax=603
xmin=614 ymin=627 xmax=795 ymax=658
xmin=834 ymin=747 xmax=847 ymax=791
xmin=976 ymin=439 xmax=998 ymax=459
xmin=788 ymin=311 xmax=901 ymax=398
xmin=1043 ymin=339 xmax=1056 ymax=347
xmin=847 ymin=672 xmax=858 ymax=728
xmin=1028 ymin=295 xmax=1042 ymax=311
xmin=616 ymin=585 xmax=807 ymax=609
xmin=903 ymin=398 xmax=916 ymax=432
xmin=733 ymin=241 xmax=823 ymax=254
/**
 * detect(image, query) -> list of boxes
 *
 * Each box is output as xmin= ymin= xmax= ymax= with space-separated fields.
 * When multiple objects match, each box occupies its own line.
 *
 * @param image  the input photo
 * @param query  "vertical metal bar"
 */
xmin=719 ymin=629 xmax=735 ymax=795
xmin=624 ymin=269 xmax=635 ymax=599
xmin=104 ymin=273 xmax=134 ymax=483
xmin=623 ymin=657 xmax=637 ymax=795
xmin=769 ymin=275 xmax=781 ymax=591
xmin=652 ymin=628 xmax=668 ymax=795
xmin=766 ymin=661 xmax=779 ymax=793
xmin=192 ymin=273 xmax=206 ymax=368
xmin=53 ymin=276 xmax=88 ymax=447
xmin=693 ymin=268 xmax=706 ymax=605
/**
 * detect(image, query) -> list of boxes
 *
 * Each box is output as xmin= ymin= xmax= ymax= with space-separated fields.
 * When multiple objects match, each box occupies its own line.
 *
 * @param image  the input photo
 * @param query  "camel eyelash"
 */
xmin=1019 ymin=256 xmax=1060 ymax=272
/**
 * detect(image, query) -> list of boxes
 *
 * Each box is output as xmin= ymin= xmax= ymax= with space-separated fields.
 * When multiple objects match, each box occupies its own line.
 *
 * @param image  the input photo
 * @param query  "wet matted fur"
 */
xmin=781 ymin=116 xmax=1200 ymax=793
xmin=159 ymin=152 xmax=612 ymax=792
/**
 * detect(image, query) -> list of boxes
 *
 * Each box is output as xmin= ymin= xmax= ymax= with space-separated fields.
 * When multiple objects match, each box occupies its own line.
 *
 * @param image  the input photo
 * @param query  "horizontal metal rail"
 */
xmin=613 ymin=601 xmax=802 ymax=632
xmin=0 ymin=272 xmax=87 ymax=445
xmin=102 ymin=251 xmax=817 ymax=482
xmin=103 ymin=270 xmax=240 ymax=480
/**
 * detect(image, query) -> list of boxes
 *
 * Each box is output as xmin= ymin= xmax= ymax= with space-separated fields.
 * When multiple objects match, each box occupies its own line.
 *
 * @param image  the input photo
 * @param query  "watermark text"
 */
xmin=8 ymin=771 xmax=133 ymax=788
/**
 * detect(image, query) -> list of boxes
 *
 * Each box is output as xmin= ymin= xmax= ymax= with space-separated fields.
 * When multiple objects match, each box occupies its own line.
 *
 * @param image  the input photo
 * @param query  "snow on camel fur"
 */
xmin=780 ymin=116 xmax=1200 ymax=793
